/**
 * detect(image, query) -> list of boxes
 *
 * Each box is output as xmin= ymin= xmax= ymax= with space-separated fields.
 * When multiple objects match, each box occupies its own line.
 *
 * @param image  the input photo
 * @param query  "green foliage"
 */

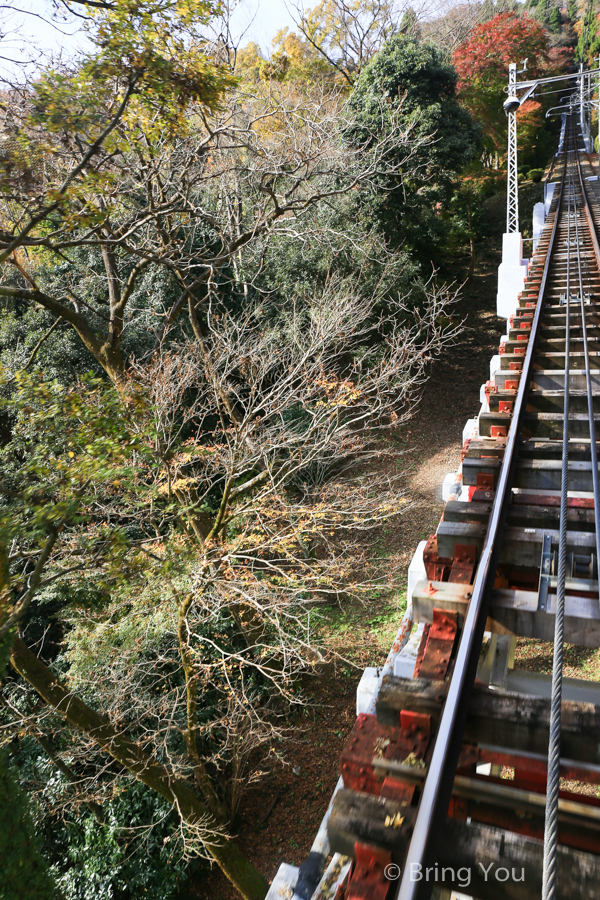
xmin=349 ymin=36 xmax=480 ymax=176
xmin=579 ymin=1 xmax=600 ymax=64
xmin=568 ymin=0 xmax=578 ymax=24
xmin=4 ymin=731 xmax=187 ymax=900
xmin=32 ymin=246 xmax=183 ymax=370
xmin=0 ymin=303 xmax=101 ymax=384
xmin=0 ymin=628 xmax=13 ymax=676
xmin=0 ymin=369 xmax=161 ymax=632
xmin=527 ymin=168 xmax=545 ymax=182
xmin=441 ymin=170 xmax=486 ymax=258
xmin=346 ymin=36 xmax=480 ymax=265
xmin=0 ymin=7 xmax=480 ymax=896
xmin=0 ymin=751 xmax=60 ymax=900
xmin=0 ymin=0 xmax=235 ymax=287
xmin=548 ymin=5 xmax=563 ymax=32
xmin=88 ymin=0 xmax=230 ymax=110
xmin=1 ymin=371 xmax=142 ymax=512
xmin=40 ymin=1 xmax=234 ymax=137
xmin=252 ymin=196 xmax=420 ymax=313
xmin=52 ymin=780 xmax=186 ymax=900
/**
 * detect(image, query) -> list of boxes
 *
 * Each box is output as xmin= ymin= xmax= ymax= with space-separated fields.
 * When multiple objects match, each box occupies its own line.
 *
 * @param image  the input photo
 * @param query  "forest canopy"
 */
xmin=0 ymin=0 xmax=575 ymax=898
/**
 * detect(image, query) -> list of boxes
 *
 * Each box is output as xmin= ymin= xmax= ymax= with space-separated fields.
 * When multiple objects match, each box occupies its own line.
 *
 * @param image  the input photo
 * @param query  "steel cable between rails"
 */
xmin=541 ymin=145 xmax=574 ymax=900
xmin=394 ymin=126 xmax=568 ymax=900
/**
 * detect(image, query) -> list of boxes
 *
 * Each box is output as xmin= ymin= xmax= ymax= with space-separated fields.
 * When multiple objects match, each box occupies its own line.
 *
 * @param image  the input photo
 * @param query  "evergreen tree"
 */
xmin=568 ymin=0 xmax=579 ymax=26
xmin=0 ymin=751 xmax=59 ymax=900
xmin=0 ymin=616 xmax=58 ymax=900
xmin=549 ymin=4 xmax=563 ymax=32
xmin=346 ymin=36 xmax=480 ymax=264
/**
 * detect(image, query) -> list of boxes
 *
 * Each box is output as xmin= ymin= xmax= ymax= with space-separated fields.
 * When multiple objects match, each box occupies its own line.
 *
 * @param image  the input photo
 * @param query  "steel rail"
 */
xmin=574 ymin=148 xmax=600 ymax=573
xmin=542 ymin=143 xmax=574 ymax=900
xmin=395 ymin=140 xmax=568 ymax=900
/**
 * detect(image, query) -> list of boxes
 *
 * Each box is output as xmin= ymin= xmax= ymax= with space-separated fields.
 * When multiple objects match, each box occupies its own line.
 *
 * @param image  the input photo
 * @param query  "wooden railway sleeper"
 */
xmin=306 ymin=120 xmax=600 ymax=900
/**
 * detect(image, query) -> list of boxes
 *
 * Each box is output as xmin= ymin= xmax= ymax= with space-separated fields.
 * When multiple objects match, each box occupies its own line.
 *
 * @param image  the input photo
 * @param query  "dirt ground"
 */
xmin=188 ymin=185 xmax=545 ymax=899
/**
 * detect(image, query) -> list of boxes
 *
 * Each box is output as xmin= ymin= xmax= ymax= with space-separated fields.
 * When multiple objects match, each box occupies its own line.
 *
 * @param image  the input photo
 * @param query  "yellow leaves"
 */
xmin=157 ymin=476 xmax=198 ymax=496
xmin=374 ymin=736 xmax=390 ymax=757
xmin=84 ymin=0 xmax=236 ymax=123
xmin=221 ymin=565 xmax=236 ymax=581
xmin=170 ymin=477 xmax=196 ymax=491
xmin=314 ymin=377 xmax=363 ymax=408
xmin=402 ymin=752 xmax=426 ymax=769
xmin=385 ymin=812 xmax=405 ymax=829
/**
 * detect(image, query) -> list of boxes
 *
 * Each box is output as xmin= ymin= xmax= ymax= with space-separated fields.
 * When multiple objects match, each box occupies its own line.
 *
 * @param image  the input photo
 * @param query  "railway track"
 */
xmin=281 ymin=115 xmax=600 ymax=900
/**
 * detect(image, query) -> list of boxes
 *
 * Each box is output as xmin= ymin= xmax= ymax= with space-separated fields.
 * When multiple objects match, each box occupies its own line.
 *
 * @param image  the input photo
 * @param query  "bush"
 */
xmin=50 ymin=779 xmax=187 ymax=900
xmin=346 ymin=35 xmax=480 ymax=265
xmin=0 ymin=751 xmax=59 ymax=900
xmin=527 ymin=168 xmax=544 ymax=183
xmin=549 ymin=5 xmax=562 ymax=33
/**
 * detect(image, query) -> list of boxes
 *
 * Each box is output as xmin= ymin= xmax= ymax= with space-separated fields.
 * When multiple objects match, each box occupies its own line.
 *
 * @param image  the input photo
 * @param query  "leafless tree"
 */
xmin=288 ymin=0 xmax=519 ymax=83
xmin=0 ymin=8 xmax=464 ymax=897
xmin=1 ymin=269 xmax=461 ymax=896
xmin=0 ymin=74 xmax=433 ymax=386
xmin=420 ymin=0 xmax=519 ymax=52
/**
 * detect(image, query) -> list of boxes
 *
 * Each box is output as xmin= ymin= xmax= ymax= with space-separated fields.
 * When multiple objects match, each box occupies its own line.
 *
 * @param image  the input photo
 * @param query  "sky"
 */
xmin=230 ymin=0 xmax=299 ymax=49
xmin=0 ymin=0 xmax=299 ymax=77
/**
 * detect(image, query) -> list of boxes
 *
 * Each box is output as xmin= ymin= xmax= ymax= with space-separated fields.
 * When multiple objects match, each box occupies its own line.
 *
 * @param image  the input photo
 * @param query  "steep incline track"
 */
xmin=323 ymin=115 xmax=600 ymax=900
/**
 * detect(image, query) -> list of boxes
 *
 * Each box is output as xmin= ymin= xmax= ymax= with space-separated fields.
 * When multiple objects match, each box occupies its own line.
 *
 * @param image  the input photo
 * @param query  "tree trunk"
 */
xmin=466 ymin=196 xmax=476 ymax=283
xmin=100 ymin=243 xmax=126 ymax=384
xmin=9 ymin=637 xmax=269 ymax=900
xmin=177 ymin=593 xmax=230 ymax=824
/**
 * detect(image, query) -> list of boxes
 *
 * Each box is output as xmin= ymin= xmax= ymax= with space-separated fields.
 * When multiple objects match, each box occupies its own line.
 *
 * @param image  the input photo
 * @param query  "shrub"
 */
xmin=527 ymin=168 xmax=544 ymax=182
xmin=0 ymin=751 xmax=58 ymax=900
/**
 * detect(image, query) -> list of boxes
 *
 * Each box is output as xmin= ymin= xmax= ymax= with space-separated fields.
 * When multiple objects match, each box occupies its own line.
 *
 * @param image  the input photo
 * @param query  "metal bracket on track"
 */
xmin=537 ymin=533 xmax=554 ymax=612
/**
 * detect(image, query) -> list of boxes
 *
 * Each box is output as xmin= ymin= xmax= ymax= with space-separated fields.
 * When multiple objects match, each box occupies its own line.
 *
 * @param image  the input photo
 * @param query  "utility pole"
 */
xmin=587 ymin=67 xmax=593 ymax=150
xmin=582 ymin=63 xmax=591 ymax=152
xmin=506 ymin=62 xmax=519 ymax=233
xmin=580 ymin=62 xmax=585 ymax=148
xmin=497 ymin=61 xmax=527 ymax=319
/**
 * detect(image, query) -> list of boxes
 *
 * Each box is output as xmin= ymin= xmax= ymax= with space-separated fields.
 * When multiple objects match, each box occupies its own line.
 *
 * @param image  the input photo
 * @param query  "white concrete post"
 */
xmin=497 ymin=231 xmax=528 ymax=319
xmin=533 ymin=201 xmax=545 ymax=254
